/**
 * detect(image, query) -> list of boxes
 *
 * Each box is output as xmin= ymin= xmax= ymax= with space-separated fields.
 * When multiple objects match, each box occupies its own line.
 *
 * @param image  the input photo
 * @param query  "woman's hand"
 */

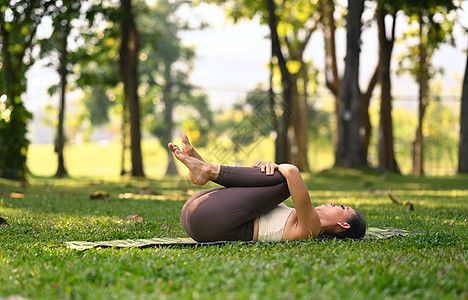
xmin=251 ymin=161 xmax=279 ymax=175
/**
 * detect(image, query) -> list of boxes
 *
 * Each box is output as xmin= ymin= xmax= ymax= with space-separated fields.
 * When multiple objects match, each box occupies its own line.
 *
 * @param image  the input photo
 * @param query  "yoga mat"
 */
xmin=65 ymin=227 xmax=410 ymax=250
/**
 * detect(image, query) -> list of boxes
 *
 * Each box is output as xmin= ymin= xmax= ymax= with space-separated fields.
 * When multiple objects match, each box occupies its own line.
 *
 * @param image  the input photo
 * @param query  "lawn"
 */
xmin=0 ymin=143 xmax=467 ymax=299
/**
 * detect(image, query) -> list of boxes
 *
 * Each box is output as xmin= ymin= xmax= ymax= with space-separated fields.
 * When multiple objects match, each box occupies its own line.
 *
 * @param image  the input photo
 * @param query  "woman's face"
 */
xmin=315 ymin=202 xmax=355 ymax=229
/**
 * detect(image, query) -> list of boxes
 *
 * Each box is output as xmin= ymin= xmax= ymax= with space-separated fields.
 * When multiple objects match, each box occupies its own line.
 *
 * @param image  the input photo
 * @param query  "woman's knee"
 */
xmin=278 ymin=164 xmax=300 ymax=177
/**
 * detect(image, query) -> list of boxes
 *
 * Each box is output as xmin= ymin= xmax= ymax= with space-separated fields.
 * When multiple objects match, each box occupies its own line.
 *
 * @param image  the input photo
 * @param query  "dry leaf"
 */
xmin=388 ymin=188 xmax=415 ymax=211
xmin=90 ymin=190 xmax=110 ymax=200
xmin=135 ymin=187 xmax=161 ymax=195
xmin=10 ymin=192 xmax=24 ymax=199
xmin=119 ymin=193 xmax=134 ymax=199
xmin=361 ymin=181 xmax=372 ymax=188
xmin=0 ymin=217 xmax=9 ymax=226
xmin=123 ymin=214 xmax=144 ymax=222
xmin=404 ymin=201 xmax=415 ymax=211
xmin=373 ymin=189 xmax=383 ymax=195
xmin=388 ymin=188 xmax=401 ymax=205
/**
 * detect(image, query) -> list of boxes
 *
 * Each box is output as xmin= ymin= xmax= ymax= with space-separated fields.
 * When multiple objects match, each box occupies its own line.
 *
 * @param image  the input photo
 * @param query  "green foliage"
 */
xmin=397 ymin=0 xmax=458 ymax=81
xmin=0 ymin=0 xmax=56 ymax=179
xmin=203 ymin=0 xmax=264 ymax=22
xmin=423 ymin=98 xmax=459 ymax=172
xmin=205 ymin=0 xmax=320 ymax=91
xmin=391 ymin=107 xmax=417 ymax=166
xmin=308 ymin=102 xmax=333 ymax=145
xmin=39 ymin=0 xmax=83 ymax=60
xmin=0 ymin=102 xmax=32 ymax=179
xmin=179 ymin=94 xmax=213 ymax=147
xmin=140 ymin=0 xmax=212 ymax=147
xmin=367 ymin=98 xmax=459 ymax=175
xmin=87 ymin=86 xmax=114 ymax=126
xmin=232 ymin=85 xmax=275 ymax=138
xmin=73 ymin=1 xmax=122 ymax=126
xmin=0 ymin=171 xmax=467 ymax=299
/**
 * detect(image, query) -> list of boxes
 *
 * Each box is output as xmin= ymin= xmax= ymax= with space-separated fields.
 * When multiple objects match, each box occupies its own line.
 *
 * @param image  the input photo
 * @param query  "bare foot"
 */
xmin=182 ymin=134 xmax=205 ymax=162
xmin=168 ymin=142 xmax=215 ymax=186
xmin=168 ymin=143 xmax=197 ymax=183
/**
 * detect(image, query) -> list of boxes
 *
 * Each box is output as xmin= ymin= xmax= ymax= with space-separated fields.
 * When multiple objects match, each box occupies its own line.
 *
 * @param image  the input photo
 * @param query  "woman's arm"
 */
xmin=277 ymin=164 xmax=321 ymax=238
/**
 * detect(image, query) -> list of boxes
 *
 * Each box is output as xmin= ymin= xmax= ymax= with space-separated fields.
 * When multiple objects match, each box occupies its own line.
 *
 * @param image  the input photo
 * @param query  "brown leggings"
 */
xmin=180 ymin=166 xmax=291 ymax=242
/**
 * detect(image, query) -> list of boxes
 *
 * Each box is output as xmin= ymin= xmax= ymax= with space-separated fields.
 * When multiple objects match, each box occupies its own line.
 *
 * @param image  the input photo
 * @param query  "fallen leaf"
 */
xmin=123 ymin=214 xmax=144 ymax=222
xmin=373 ymin=189 xmax=383 ymax=195
xmin=0 ymin=217 xmax=9 ymax=226
xmin=136 ymin=187 xmax=161 ymax=195
xmin=90 ymin=190 xmax=110 ymax=200
xmin=119 ymin=193 xmax=134 ymax=199
xmin=388 ymin=188 xmax=415 ymax=210
xmin=388 ymin=188 xmax=401 ymax=205
xmin=361 ymin=181 xmax=372 ymax=188
xmin=10 ymin=192 xmax=24 ymax=199
xmin=404 ymin=201 xmax=415 ymax=211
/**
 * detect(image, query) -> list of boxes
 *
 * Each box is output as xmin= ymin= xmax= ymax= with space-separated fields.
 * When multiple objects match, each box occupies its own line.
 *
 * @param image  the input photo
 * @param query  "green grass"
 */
xmin=0 ymin=142 xmax=467 ymax=299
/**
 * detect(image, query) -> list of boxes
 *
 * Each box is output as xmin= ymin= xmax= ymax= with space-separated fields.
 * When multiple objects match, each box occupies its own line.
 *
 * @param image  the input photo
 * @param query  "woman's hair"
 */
xmin=324 ymin=210 xmax=367 ymax=239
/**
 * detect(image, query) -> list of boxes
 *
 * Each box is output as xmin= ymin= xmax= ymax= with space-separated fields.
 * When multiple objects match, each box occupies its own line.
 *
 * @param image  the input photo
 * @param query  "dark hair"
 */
xmin=324 ymin=210 xmax=367 ymax=239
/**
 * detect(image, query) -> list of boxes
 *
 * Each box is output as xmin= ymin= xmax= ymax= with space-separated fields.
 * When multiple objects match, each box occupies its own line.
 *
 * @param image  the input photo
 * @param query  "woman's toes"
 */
xmin=169 ymin=143 xmax=181 ymax=153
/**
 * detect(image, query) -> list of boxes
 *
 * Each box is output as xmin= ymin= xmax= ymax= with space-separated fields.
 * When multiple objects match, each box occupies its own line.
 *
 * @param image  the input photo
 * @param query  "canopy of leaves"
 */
xmin=139 ymin=0 xmax=213 ymax=146
xmin=0 ymin=0 xmax=57 ymax=179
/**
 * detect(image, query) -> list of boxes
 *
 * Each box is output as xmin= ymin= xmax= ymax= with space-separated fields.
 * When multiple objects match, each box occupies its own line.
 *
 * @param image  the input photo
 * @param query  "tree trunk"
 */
xmin=289 ymin=64 xmax=310 ymax=171
xmin=269 ymin=46 xmax=280 ymax=158
xmin=335 ymin=0 xmax=366 ymax=167
xmin=119 ymin=0 xmax=145 ymax=177
xmin=376 ymin=7 xmax=399 ymax=173
xmin=163 ymin=66 xmax=178 ymax=175
xmin=120 ymin=99 xmax=128 ymax=176
xmin=267 ymin=0 xmax=291 ymax=164
xmin=289 ymin=73 xmax=300 ymax=167
xmin=361 ymin=65 xmax=378 ymax=160
xmin=458 ymin=41 xmax=468 ymax=173
xmin=165 ymin=146 xmax=178 ymax=175
xmin=55 ymin=21 xmax=69 ymax=178
xmin=412 ymin=15 xmax=428 ymax=176
xmin=296 ymin=61 xmax=310 ymax=171
xmin=320 ymin=0 xmax=340 ymax=150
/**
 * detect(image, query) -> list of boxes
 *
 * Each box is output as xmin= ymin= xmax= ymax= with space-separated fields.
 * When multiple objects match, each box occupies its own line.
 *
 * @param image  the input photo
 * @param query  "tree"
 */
xmin=203 ymin=0 xmax=321 ymax=170
xmin=74 ymin=0 xmax=208 ymax=176
xmin=0 ymin=1 xmax=55 ymax=180
xmin=40 ymin=0 xmax=84 ymax=177
xmin=274 ymin=1 xmax=320 ymax=171
xmin=424 ymin=91 xmax=458 ymax=173
xmin=266 ymin=0 xmax=292 ymax=165
xmin=459 ymin=41 xmax=468 ymax=173
xmin=74 ymin=2 xmax=127 ymax=175
xmin=139 ymin=0 xmax=211 ymax=175
xmin=204 ymin=0 xmax=293 ymax=164
xmin=319 ymin=0 xmax=378 ymax=161
xmin=318 ymin=0 xmax=340 ymax=119
xmin=399 ymin=0 xmax=457 ymax=176
xmin=334 ymin=0 xmax=366 ymax=167
xmin=119 ymin=0 xmax=144 ymax=177
xmin=376 ymin=2 xmax=400 ymax=173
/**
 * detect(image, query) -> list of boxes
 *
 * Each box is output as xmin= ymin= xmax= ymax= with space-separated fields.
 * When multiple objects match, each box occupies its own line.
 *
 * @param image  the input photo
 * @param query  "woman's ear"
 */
xmin=337 ymin=221 xmax=350 ymax=230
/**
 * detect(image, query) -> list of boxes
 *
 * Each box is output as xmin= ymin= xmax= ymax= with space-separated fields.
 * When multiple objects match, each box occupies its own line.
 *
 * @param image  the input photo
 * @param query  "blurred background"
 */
xmin=1 ymin=0 xmax=467 ymax=179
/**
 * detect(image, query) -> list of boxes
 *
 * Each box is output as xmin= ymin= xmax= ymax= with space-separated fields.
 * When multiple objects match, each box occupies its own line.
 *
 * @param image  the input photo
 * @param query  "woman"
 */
xmin=168 ymin=135 xmax=366 ymax=242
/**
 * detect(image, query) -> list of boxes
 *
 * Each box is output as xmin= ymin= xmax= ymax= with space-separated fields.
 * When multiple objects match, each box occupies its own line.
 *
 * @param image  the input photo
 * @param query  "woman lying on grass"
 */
xmin=168 ymin=135 xmax=366 ymax=242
